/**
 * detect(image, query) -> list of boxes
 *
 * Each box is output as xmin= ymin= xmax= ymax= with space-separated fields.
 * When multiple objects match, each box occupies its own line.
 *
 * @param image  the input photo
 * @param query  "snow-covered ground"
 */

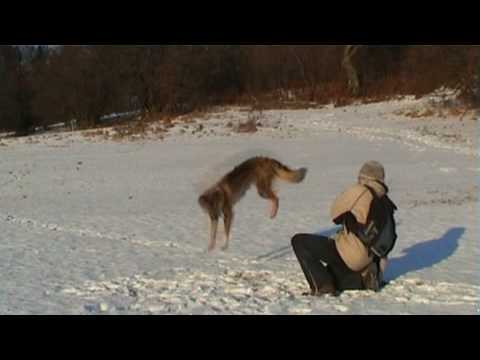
xmin=0 ymin=94 xmax=478 ymax=314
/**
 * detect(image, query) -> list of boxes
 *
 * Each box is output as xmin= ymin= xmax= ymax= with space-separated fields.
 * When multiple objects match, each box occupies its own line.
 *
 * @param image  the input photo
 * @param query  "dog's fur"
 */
xmin=198 ymin=157 xmax=307 ymax=251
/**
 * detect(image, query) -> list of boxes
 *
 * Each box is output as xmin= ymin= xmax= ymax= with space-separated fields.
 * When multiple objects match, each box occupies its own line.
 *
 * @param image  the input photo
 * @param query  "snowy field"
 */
xmin=0 ymin=94 xmax=478 ymax=315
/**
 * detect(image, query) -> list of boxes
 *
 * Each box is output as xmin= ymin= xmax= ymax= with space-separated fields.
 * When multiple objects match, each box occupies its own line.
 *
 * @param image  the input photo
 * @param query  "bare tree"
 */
xmin=342 ymin=45 xmax=363 ymax=96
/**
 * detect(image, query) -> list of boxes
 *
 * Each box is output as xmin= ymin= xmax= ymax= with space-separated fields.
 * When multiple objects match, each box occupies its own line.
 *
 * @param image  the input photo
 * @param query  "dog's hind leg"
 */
xmin=268 ymin=195 xmax=279 ymax=219
xmin=221 ymin=203 xmax=233 ymax=251
xmin=207 ymin=217 xmax=219 ymax=252
xmin=257 ymin=180 xmax=279 ymax=219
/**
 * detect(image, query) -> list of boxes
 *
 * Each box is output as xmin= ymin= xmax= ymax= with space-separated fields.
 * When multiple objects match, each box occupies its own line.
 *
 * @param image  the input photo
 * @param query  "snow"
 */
xmin=99 ymin=110 xmax=141 ymax=122
xmin=0 ymin=93 xmax=478 ymax=314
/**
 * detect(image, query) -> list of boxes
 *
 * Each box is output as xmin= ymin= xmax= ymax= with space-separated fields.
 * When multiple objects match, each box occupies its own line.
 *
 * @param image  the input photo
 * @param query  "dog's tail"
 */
xmin=273 ymin=160 xmax=307 ymax=184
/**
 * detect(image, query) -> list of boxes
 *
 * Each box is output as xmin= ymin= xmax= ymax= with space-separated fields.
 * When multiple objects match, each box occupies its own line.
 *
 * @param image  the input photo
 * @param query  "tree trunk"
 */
xmin=342 ymin=45 xmax=362 ymax=96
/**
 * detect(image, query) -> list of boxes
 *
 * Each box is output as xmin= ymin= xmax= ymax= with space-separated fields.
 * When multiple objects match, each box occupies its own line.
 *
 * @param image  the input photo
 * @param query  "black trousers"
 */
xmin=291 ymin=233 xmax=363 ymax=293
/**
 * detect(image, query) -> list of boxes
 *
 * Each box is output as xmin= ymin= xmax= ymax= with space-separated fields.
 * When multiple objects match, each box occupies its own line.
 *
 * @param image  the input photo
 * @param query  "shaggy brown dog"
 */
xmin=198 ymin=157 xmax=307 ymax=251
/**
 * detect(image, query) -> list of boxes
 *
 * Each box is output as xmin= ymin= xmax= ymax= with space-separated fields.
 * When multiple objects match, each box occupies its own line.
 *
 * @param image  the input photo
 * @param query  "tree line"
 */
xmin=1 ymin=45 xmax=478 ymax=135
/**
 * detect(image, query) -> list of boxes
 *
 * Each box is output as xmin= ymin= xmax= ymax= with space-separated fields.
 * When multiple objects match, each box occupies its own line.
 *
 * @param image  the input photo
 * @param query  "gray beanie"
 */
xmin=358 ymin=161 xmax=385 ymax=183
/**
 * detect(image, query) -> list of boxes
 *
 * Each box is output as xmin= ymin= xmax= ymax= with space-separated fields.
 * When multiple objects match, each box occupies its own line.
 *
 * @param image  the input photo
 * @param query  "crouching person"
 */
xmin=291 ymin=161 xmax=398 ymax=296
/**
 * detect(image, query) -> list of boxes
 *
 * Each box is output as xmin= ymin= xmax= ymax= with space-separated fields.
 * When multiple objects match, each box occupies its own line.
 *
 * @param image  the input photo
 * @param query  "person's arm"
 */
xmin=331 ymin=184 xmax=372 ymax=224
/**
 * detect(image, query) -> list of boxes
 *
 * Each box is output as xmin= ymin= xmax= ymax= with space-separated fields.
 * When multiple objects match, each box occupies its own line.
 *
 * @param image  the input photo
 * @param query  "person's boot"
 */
xmin=361 ymin=262 xmax=381 ymax=292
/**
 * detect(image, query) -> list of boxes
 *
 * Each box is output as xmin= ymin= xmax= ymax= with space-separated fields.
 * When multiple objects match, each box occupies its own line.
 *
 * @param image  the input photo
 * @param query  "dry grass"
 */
xmin=234 ymin=108 xmax=266 ymax=134
xmin=395 ymin=108 xmax=436 ymax=119
xmin=235 ymin=118 xmax=258 ymax=134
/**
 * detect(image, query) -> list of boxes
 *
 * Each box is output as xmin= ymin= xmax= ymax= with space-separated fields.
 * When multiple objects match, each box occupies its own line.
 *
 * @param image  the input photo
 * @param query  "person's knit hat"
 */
xmin=358 ymin=161 xmax=385 ymax=183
